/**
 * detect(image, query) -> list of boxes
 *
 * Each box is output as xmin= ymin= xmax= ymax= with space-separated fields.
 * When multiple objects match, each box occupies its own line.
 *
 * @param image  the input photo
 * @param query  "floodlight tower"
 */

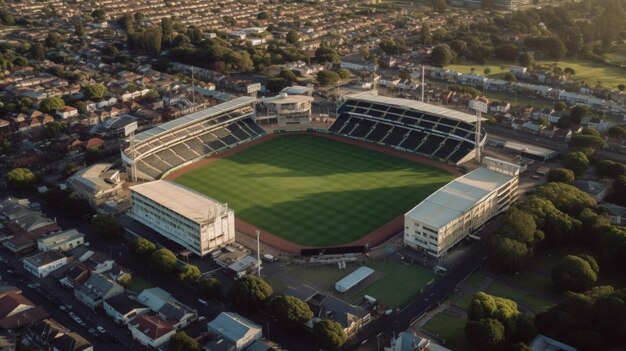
xmin=469 ymin=100 xmax=487 ymax=163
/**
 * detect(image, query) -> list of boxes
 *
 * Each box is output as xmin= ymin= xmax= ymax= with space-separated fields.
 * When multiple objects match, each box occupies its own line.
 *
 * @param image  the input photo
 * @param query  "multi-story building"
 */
xmin=22 ymin=250 xmax=68 ymax=278
xmin=129 ymin=180 xmax=235 ymax=257
xmin=36 ymin=229 xmax=84 ymax=252
xmin=404 ymin=157 xmax=519 ymax=257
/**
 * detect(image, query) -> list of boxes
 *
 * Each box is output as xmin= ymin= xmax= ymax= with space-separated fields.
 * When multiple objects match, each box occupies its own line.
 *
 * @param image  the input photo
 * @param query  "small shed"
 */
xmin=335 ymin=266 xmax=374 ymax=293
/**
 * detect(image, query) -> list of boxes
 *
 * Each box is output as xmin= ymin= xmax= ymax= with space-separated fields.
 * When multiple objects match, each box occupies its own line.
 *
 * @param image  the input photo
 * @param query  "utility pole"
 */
xmin=421 ymin=64 xmax=425 ymax=102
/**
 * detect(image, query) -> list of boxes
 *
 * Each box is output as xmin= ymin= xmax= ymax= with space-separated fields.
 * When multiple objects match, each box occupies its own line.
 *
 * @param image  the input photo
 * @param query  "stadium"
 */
xmin=122 ymin=92 xmax=517 ymax=256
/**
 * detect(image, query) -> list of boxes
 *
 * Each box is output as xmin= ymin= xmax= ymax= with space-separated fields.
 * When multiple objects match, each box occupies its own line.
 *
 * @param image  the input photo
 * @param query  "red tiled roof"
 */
xmin=133 ymin=315 xmax=174 ymax=340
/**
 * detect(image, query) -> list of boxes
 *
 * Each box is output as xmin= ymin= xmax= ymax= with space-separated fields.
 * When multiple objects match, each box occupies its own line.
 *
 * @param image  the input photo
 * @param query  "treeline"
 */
xmin=427 ymin=0 xmax=626 ymax=67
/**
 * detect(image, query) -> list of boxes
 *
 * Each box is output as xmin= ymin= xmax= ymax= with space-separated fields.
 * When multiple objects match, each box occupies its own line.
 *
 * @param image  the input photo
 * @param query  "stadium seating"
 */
xmin=329 ymin=96 xmax=484 ymax=164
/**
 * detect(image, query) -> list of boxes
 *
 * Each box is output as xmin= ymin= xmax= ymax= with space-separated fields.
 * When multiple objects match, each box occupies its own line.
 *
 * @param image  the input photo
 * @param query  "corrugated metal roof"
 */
xmin=335 ymin=266 xmax=374 ymax=293
xmin=134 ymin=96 xmax=256 ymax=142
xmin=344 ymin=92 xmax=484 ymax=124
xmin=406 ymin=167 xmax=513 ymax=229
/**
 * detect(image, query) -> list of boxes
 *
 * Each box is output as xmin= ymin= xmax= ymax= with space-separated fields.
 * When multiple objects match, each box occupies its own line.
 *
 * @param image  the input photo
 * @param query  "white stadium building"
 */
xmin=404 ymin=157 xmax=520 ymax=257
xmin=329 ymin=92 xmax=487 ymax=164
xmin=121 ymin=96 xmax=265 ymax=181
xmin=129 ymin=180 xmax=235 ymax=257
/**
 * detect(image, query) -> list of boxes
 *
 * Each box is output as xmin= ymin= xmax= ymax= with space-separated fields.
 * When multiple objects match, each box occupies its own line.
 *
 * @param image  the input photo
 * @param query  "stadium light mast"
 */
xmin=123 ymin=122 xmax=138 ymax=182
xmin=421 ymin=64 xmax=425 ymax=102
xmin=469 ymin=100 xmax=487 ymax=163
xmin=255 ymin=230 xmax=261 ymax=277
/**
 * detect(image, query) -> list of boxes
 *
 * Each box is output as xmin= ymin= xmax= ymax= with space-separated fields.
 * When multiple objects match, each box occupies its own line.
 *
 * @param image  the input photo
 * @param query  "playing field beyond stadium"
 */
xmin=173 ymin=134 xmax=455 ymax=247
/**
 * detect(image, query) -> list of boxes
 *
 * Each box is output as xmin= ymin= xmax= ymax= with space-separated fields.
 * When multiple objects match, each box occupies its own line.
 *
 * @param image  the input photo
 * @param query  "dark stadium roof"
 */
xmin=134 ymin=96 xmax=256 ymax=142
xmin=343 ymin=92 xmax=485 ymax=124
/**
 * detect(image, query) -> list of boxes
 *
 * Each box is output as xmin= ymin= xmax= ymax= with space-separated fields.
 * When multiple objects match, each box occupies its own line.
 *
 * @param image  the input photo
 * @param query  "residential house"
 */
xmin=26 ymin=319 xmax=92 ymax=351
xmin=51 ymin=332 xmax=93 ymax=351
xmin=384 ymin=331 xmax=433 ymax=351
xmin=135 ymin=287 xmax=196 ymax=329
xmin=36 ymin=229 xmax=85 ymax=252
xmin=82 ymin=251 xmax=115 ymax=274
xmin=529 ymin=335 xmax=576 ymax=351
xmin=573 ymin=180 xmax=610 ymax=201
xmin=67 ymin=163 xmax=124 ymax=208
xmin=103 ymin=294 xmax=150 ymax=326
xmin=58 ymin=264 xmax=90 ymax=289
xmin=74 ymin=273 xmax=124 ymax=310
xmin=22 ymin=250 xmax=68 ymax=278
xmin=55 ymin=106 xmax=78 ymax=120
xmin=206 ymin=312 xmax=262 ymax=351
xmin=489 ymin=102 xmax=511 ymax=114
xmin=128 ymin=314 xmax=176 ymax=348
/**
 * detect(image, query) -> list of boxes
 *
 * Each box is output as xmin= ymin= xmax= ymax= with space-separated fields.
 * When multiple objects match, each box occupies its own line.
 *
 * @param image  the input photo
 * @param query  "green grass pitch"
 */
xmin=174 ymin=134 xmax=454 ymax=246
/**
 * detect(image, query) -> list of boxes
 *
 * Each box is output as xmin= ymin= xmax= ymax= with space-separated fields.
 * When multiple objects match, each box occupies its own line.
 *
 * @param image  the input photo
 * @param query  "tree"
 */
xmin=170 ymin=331 xmax=200 ymax=351
xmin=229 ymin=275 xmax=273 ymax=311
xmin=143 ymin=27 xmax=163 ymax=56
xmin=130 ymin=237 xmax=157 ymax=257
xmin=118 ymin=273 xmax=132 ymax=287
xmin=358 ymin=47 xmax=369 ymax=60
xmin=519 ymin=52 xmax=534 ymax=67
xmin=45 ymin=32 xmax=62 ymax=48
xmin=337 ymin=68 xmax=353 ymax=80
xmin=554 ymin=101 xmax=567 ymax=112
xmin=420 ymin=23 xmax=432 ymax=45
xmin=257 ymin=11 xmax=269 ymax=20
xmin=430 ymin=44 xmax=455 ymax=67
xmin=534 ymin=182 xmax=596 ymax=215
xmin=569 ymin=134 xmax=603 ymax=155
xmin=552 ymin=254 xmax=599 ymax=292
xmin=596 ymin=160 xmax=626 ymax=178
xmin=39 ymin=97 xmax=65 ymax=113
xmin=199 ymin=278 xmax=222 ymax=299
xmin=150 ymin=248 xmax=178 ymax=273
xmin=317 ymin=70 xmax=340 ymax=86
xmin=547 ymin=168 xmax=575 ymax=183
xmin=44 ymin=121 xmax=63 ymax=139
xmin=286 ymin=30 xmax=300 ymax=45
xmin=313 ymin=319 xmax=347 ymax=350
xmin=271 ymin=296 xmax=314 ymax=327
xmin=30 ymin=43 xmax=46 ymax=61
xmin=563 ymin=151 xmax=589 ymax=176
xmin=0 ymin=139 xmax=10 ymax=156
xmin=569 ymin=105 xmax=589 ymax=124
xmin=491 ymin=236 xmax=531 ymax=273
xmin=432 ymin=0 xmax=447 ymax=12
xmin=564 ymin=67 xmax=576 ymax=76
xmin=314 ymin=46 xmax=340 ymax=64
xmin=495 ymin=44 xmax=519 ymax=62
xmin=504 ymin=72 xmax=517 ymax=82
xmin=91 ymin=9 xmax=106 ymax=21
xmin=279 ymin=69 xmax=297 ymax=82
xmin=265 ymin=77 xmax=290 ymax=93
xmin=0 ymin=9 xmax=15 ymax=25
xmin=82 ymin=84 xmax=107 ymax=101
xmin=179 ymin=264 xmax=201 ymax=284
xmin=607 ymin=126 xmax=626 ymax=139
xmin=581 ymin=127 xmax=600 ymax=137
xmin=499 ymin=208 xmax=541 ymax=246
xmin=91 ymin=214 xmax=120 ymax=239
xmin=468 ymin=292 xmax=520 ymax=323
xmin=618 ymin=84 xmax=625 ymax=92
xmin=13 ymin=57 xmax=28 ymax=67
xmin=75 ymin=22 xmax=85 ymax=37
xmin=465 ymin=318 xmax=506 ymax=351
xmin=6 ymin=168 xmax=36 ymax=189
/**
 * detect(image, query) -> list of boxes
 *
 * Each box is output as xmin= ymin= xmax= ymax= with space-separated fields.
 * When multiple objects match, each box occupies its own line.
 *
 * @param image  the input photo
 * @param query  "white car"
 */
xmin=96 ymin=326 xmax=106 ymax=333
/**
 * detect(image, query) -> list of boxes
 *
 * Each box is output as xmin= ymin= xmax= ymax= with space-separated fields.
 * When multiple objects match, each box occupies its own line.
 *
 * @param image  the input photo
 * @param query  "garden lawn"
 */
xmin=422 ymin=313 xmax=469 ymax=351
xmin=174 ymin=134 xmax=453 ymax=246
xmin=346 ymin=261 xmax=436 ymax=309
xmin=485 ymin=281 xmax=556 ymax=314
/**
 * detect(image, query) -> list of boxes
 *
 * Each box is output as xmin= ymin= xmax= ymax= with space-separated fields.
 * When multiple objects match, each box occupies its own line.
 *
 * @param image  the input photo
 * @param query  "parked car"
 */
xmin=96 ymin=326 xmax=106 ymax=333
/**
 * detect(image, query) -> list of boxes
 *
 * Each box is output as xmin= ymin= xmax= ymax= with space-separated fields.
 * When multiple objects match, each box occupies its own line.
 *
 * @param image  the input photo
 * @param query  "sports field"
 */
xmin=174 ymin=134 xmax=454 ymax=246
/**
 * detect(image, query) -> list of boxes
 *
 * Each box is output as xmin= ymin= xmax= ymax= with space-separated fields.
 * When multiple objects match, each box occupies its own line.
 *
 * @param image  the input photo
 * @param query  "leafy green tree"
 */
xmin=13 ymin=56 xmax=28 ymax=67
xmin=118 ymin=273 xmax=132 ymax=287
xmin=279 ymin=69 xmax=297 ymax=82
xmin=430 ymin=44 xmax=455 ymax=67
xmin=178 ymin=264 xmax=201 ymax=284
xmin=313 ymin=319 xmax=347 ymax=350
xmin=552 ymin=254 xmax=599 ymax=292
xmin=91 ymin=214 xmax=120 ymax=239
xmin=130 ymin=237 xmax=157 ymax=257
xmin=271 ymin=296 xmax=313 ymax=327
xmin=516 ymin=197 xmax=580 ymax=246
xmin=317 ymin=70 xmax=340 ymax=86
xmin=91 ymin=9 xmax=106 ymax=21
xmin=229 ymin=275 xmax=273 ymax=311
xmin=0 ymin=139 xmax=10 ymax=155
xmin=170 ymin=331 xmax=199 ymax=351
xmin=45 ymin=32 xmax=63 ymax=48
xmin=75 ymin=22 xmax=85 ymax=37
xmin=465 ymin=318 xmax=506 ymax=351
xmin=495 ymin=44 xmax=519 ymax=62
xmin=143 ymin=27 xmax=163 ymax=56
xmin=420 ymin=23 xmax=432 ymax=45
xmin=534 ymin=182 xmax=596 ymax=215
xmin=45 ymin=121 xmax=63 ymax=138
xmin=0 ymin=9 xmax=15 ymax=25
xmin=314 ymin=46 xmax=340 ymax=64
xmin=199 ymin=278 xmax=222 ymax=299
xmin=257 ymin=11 xmax=269 ymax=20
xmin=504 ymin=72 xmax=517 ymax=82
xmin=484 ymin=68 xmax=492 ymax=75
xmin=431 ymin=0 xmax=447 ymax=12
xmin=618 ymin=84 xmax=625 ymax=92
xmin=266 ymin=77 xmax=290 ymax=93
xmin=547 ymin=168 xmax=575 ymax=183
xmin=468 ymin=292 xmax=519 ymax=323
xmin=6 ymin=168 xmax=36 ymax=189
xmin=30 ymin=43 xmax=46 ymax=61
xmin=337 ymin=68 xmax=353 ymax=80
xmin=554 ymin=101 xmax=566 ymax=112
xmin=39 ymin=97 xmax=65 ymax=113
xmin=491 ymin=235 xmax=531 ymax=273
xmin=508 ymin=314 xmax=537 ymax=343
xmin=286 ymin=30 xmax=300 ymax=45
xmin=563 ymin=151 xmax=589 ymax=176
xmin=519 ymin=52 xmax=534 ymax=67
xmin=150 ymin=248 xmax=178 ymax=273
xmin=607 ymin=126 xmax=626 ymax=139
xmin=499 ymin=208 xmax=541 ymax=246
xmin=569 ymin=105 xmax=589 ymax=124
xmin=596 ymin=160 xmax=626 ymax=178
xmin=581 ymin=127 xmax=600 ymax=137
xmin=83 ymin=84 xmax=107 ymax=101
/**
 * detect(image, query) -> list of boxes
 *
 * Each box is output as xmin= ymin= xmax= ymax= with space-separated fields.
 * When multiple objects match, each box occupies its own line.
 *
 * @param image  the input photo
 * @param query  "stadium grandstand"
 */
xmin=121 ymin=97 xmax=265 ymax=181
xmin=329 ymin=92 xmax=487 ymax=164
